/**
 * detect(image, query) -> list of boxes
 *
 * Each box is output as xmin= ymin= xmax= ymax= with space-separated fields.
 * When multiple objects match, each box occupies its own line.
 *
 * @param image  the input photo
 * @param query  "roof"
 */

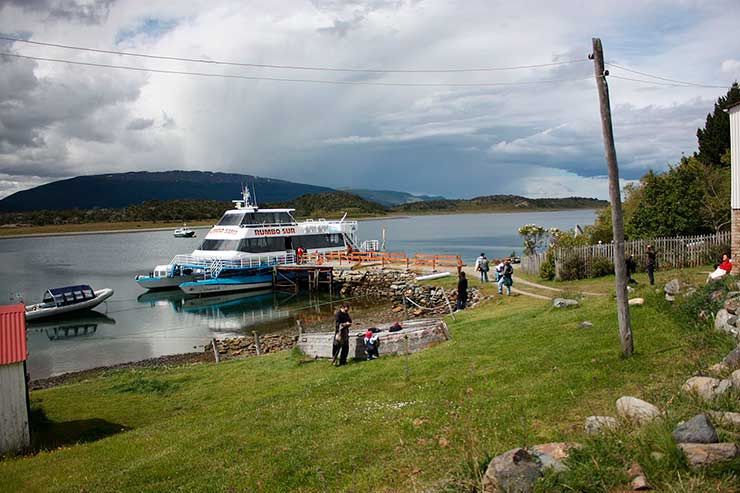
xmin=48 ymin=285 xmax=93 ymax=296
xmin=0 ymin=304 xmax=27 ymax=365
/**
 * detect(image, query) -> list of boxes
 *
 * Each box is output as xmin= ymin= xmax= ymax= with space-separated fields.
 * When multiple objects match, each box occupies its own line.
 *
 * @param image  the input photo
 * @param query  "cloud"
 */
xmin=721 ymin=59 xmax=740 ymax=78
xmin=126 ymin=117 xmax=154 ymax=130
xmin=0 ymin=0 xmax=115 ymax=24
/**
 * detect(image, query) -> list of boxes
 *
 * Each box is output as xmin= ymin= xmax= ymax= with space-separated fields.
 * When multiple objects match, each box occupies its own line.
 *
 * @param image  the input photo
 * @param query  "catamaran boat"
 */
xmin=173 ymin=224 xmax=196 ymax=238
xmin=25 ymin=284 xmax=115 ymax=321
xmin=136 ymin=187 xmax=362 ymax=294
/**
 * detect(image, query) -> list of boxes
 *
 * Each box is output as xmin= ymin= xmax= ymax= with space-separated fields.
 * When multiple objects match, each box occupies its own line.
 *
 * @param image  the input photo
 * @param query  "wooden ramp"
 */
xmin=297 ymin=318 xmax=450 ymax=360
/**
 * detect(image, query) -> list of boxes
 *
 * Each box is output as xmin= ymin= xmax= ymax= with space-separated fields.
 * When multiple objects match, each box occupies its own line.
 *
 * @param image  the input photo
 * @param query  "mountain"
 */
xmin=0 ymin=171 xmax=334 ymax=212
xmin=268 ymin=191 xmax=388 ymax=218
xmin=392 ymin=195 xmax=608 ymax=212
xmin=342 ymin=188 xmax=446 ymax=207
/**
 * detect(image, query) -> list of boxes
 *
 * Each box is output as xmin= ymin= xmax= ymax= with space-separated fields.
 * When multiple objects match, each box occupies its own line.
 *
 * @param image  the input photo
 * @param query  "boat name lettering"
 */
xmin=255 ymin=227 xmax=296 ymax=236
xmin=210 ymin=227 xmax=239 ymax=235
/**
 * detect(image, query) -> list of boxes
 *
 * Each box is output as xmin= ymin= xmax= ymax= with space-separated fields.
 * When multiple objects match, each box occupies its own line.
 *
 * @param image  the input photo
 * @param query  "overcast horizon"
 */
xmin=1 ymin=0 xmax=739 ymax=201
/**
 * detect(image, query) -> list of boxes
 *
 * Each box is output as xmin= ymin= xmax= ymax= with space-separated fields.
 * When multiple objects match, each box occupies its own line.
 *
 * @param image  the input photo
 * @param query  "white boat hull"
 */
xmin=136 ymin=274 xmax=195 ymax=290
xmin=179 ymin=280 xmax=273 ymax=295
xmin=25 ymin=288 xmax=114 ymax=321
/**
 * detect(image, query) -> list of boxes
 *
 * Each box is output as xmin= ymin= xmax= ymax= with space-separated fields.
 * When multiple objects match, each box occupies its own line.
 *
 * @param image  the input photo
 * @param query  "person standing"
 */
xmin=646 ymin=245 xmax=656 ymax=286
xmin=475 ymin=253 xmax=490 ymax=283
xmin=626 ymin=254 xmax=637 ymax=284
xmin=456 ymin=271 xmax=468 ymax=311
xmin=498 ymin=259 xmax=514 ymax=295
xmin=333 ymin=303 xmax=352 ymax=366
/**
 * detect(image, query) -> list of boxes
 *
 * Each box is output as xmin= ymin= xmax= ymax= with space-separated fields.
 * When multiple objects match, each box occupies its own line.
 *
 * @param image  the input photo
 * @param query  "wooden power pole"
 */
xmin=590 ymin=38 xmax=633 ymax=357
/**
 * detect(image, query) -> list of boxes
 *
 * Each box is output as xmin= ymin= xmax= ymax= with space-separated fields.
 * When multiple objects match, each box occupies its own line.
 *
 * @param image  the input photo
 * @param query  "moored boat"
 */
xmin=25 ymin=285 xmax=114 ymax=321
xmin=173 ymin=224 xmax=196 ymax=238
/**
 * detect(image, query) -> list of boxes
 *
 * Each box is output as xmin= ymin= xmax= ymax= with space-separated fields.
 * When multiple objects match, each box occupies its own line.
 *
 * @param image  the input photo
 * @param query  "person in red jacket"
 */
xmin=718 ymin=253 xmax=733 ymax=273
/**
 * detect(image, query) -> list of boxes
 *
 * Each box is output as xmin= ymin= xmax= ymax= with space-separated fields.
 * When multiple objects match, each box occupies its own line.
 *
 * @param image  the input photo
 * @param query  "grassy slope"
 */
xmin=1 ymin=269 xmax=737 ymax=492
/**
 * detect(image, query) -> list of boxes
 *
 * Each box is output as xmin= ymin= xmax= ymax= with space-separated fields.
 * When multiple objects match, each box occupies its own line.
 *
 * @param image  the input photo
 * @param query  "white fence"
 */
xmin=520 ymin=231 xmax=731 ymax=278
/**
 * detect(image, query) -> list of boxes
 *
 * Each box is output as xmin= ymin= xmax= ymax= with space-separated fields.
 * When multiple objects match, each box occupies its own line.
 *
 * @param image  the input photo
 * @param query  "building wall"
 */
xmin=0 ymin=362 xmax=30 ymax=454
xmin=731 ymin=106 xmax=740 ymax=208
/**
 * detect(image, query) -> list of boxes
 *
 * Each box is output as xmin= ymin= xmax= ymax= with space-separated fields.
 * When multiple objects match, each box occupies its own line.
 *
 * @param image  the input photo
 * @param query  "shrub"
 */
xmin=590 ymin=256 xmax=614 ymax=278
xmin=558 ymin=254 xmax=586 ymax=281
xmin=539 ymin=252 xmax=556 ymax=280
xmin=705 ymin=242 xmax=731 ymax=266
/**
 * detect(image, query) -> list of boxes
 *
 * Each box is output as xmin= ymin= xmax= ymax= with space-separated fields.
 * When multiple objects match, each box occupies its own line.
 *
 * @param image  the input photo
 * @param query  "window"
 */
xmin=240 ymin=212 xmax=296 ymax=226
xmin=238 ymin=237 xmax=285 ymax=253
xmin=217 ymin=213 xmax=244 ymax=226
xmin=293 ymin=234 xmax=344 ymax=250
xmin=199 ymin=239 xmax=240 ymax=251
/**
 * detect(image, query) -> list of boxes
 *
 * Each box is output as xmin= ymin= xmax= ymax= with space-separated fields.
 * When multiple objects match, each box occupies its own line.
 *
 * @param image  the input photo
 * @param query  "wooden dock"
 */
xmin=274 ymin=264 xmax=334 ymax=292
xmin=297 ymin=318 xmax=449 ymax=360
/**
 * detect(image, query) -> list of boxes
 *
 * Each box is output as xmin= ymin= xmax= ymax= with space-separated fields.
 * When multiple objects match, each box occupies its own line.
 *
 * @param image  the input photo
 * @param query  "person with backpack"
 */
xmin=475 ymin=253 xmax=490 ymax=283
xmin=498 ymin=259 xmax=514 ymax=295
xmin=456 ymin=271 xmax=468 ymax=311
xmin=646 ymin=245 xmax=656 ymax=285
xmin=332 ymin=303 xmax=352 ymax=366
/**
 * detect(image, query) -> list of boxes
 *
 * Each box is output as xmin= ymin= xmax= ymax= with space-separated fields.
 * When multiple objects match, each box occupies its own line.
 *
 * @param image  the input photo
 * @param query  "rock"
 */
xmin=616 ymin=396 xmax=661 ymax=424
xmin=730 ymin=369 xmax=740 ymax=389
xmin=707 ymin=411 xmax=740 ymax=428
xmin=553 ymin=298 xmax=579 ymax=308
xmin=665 ymin=294 xmax=675 ymax=302
xmin=710 ymin=290 xmax=725 ymax=302
xmin=664 ymin=279 xmax=682 ymax=295
xmin=481 ymin=448 xmax=542 ymax=493
xmin=716 ymin=379 xmax=732 ymax=395
xmin=672 ymin=414 xmax=719 ymax=443
xmin=584 ymin=415 xmax=618 ymax=434
xmin=715 ymin=309 xmax=740 ymax=338
xmin=725 ymin=297 xmax=740 ymax=315
xmin=529 ymin=442 xmax=580 ymax=474
xmin=579 ymin=321 xmax=594 ymax=329
xmin=627 ymin=462 xmax=652 ymax=490
xmin=722 ymin=346 xmax=740 ymax=369
xmin=682 ymin=376 xmax=723 ymax=400
xmin=392 ymin=305 xmax=404 ymax=313
xmin=728 ymin=315 xmax=738 ymax=326
xmin=677 ymin=443 xmax=739 ymax=468
xmin=628 ymin=298 xmax=645 ymax=306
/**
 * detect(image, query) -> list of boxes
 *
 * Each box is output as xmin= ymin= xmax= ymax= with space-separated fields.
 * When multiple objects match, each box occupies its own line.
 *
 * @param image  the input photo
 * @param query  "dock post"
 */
xmin=296 ymin=320 xmax=303 ymax=337
xmin=211 ymin=337 xmax=220 ymax=363
xmin=253 ymin=331 xmax=262 ymax=355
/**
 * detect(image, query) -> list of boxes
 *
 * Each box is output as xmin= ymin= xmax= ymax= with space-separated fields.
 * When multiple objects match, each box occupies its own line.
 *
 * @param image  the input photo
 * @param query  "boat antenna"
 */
xmin=251 ymin=182 xmax=258 ymax=208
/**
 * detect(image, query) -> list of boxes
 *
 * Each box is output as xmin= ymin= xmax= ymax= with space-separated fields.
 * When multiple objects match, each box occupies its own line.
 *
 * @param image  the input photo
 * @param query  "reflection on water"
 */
xmin=27 ymin=312 xmax=116 ymax=341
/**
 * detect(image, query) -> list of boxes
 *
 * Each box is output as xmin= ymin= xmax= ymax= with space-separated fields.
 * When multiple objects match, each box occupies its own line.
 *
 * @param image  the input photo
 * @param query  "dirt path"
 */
xmin=512 ymin=276 xmax=606 ymax=297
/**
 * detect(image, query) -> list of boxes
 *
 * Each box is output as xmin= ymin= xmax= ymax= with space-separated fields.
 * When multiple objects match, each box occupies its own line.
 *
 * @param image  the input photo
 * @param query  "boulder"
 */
xmin=672 ymin=414 xmax=719 ymax=443
xmin=715 ymin=309 xmax=740 ymax=338
xmin=528 ymin=442 xmax=580 ymax=474
xmin=628 ymin=298 xmax=645 ymax=306
xmin=716 ymin=379 xmax=732 ymax=395
xmin=616 ymin=397 xmax=661 ymax=424
xmin=664 ymin=279 xmax=682 ymax=295
xmin=731 ymin=369 xmax=740 ymax=389
xmin=722 ymin=346 xmax=740 ymax=369
xmin=584 ymin=415 xmax=618 ymax=434
xmin=579 ymin=321 xmax=594 ymax=329
xmin=724 ymin=296 xmax=740 ymax=315
xmin=627 ymin=462 xmax=652 ymax=491
xmin=682 ymin=376 xmax=723 ymax=400
xmin=677 ymin=443 xmax=739 ymax=468
xmin=553 ymin=298 xmax=579 ymax=308
xmin=707 ymin=411 xmax=740 ymax=428
xmin=481 ymin=448 xmax=542 ymax=493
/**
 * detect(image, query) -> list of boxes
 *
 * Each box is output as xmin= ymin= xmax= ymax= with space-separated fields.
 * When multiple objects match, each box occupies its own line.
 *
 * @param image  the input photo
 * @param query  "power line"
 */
xmin=608 ymin=74 xmax=728 ymax=89
xmin=0 ymin=52 xmax=595 ymax=88
xmin=606 ymin=62 xmax=729 ymax=89
xmin=0 ymin=35 xmax=587 ymax=73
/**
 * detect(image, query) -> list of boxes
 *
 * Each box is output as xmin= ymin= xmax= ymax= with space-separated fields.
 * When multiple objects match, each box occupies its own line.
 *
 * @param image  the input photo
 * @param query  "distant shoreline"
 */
xmin=0 ymin=208 xmax=600 ymax=239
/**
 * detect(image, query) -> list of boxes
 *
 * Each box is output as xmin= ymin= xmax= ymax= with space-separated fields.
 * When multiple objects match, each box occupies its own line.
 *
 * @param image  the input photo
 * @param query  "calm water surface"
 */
xmin=0 ymin=209 xmax=595 ymax=378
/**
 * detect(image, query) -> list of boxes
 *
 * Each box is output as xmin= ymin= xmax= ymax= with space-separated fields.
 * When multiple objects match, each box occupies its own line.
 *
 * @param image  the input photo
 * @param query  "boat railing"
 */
xmin=171 ymin=253 xmax=296 ymax=276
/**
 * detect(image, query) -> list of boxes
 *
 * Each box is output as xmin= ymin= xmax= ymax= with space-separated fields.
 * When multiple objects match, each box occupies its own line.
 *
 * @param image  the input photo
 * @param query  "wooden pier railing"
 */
xmin=304 ymin=251 xmax=464 ymax=271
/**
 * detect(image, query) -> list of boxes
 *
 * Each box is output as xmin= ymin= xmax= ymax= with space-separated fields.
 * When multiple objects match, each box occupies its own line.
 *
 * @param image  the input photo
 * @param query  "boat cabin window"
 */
xmin=83 ymin=289 xmax=94 ymax=298
xmin=238 ymin=237 xmax=285 ymax=253
xmin=199 ymin=239 xmax=241 ymax=251
xmin=292 ymin=233 xmax=344 ymax=250
xmin=217 ymin=213 xmax=244 ymax=226
xmin=74 ymin=290 xmax=84 ymax=300
xmin=64 ymin=292 xmax=75 ymax=302
xmin=240 ymin=212 xmax=296 ymax=227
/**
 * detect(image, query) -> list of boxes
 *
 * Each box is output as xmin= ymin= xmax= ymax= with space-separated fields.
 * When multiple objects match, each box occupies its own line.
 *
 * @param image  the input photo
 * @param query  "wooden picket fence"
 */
xmin=520 ymin=231 xmax=731 ymax=278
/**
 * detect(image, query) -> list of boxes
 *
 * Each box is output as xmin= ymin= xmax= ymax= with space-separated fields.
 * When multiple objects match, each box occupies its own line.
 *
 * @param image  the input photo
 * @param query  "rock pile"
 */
xmin=672 ymin=414 xmax=739 ymax=468
xmin=334 ymin=268 xmax=484 ymax=316
xmin=204 ymin=333 xmax=296 ymax=357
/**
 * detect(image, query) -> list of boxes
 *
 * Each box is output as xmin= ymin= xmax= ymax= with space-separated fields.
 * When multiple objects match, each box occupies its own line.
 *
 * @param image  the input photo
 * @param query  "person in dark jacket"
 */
xmin=456 ymin=272 xmax=468 ymax=310
xmin=626 ymin=254 xmax=637 ymax=284
xmin=332 ymin=303 xmax=352 ymax=366
xmin=498 ymin=259 xmax=514 ymax=295
xmin=646 ymin=245 xmax=656 ymax=285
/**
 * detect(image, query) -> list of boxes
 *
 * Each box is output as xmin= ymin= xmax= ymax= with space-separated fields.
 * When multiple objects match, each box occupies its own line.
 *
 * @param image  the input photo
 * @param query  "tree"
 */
xmin=518 ymin=224 xmax=548 ymax=255
xmin=696 ymin=82 xmax=740 ymax=167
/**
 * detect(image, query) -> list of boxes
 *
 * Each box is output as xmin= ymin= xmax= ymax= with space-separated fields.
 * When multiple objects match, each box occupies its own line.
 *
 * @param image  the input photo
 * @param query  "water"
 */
xmin=1 ymin=210 xmax=596 ymax=378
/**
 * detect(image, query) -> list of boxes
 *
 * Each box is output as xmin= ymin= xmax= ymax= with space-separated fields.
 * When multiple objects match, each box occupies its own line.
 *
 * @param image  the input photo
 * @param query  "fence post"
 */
xmin=253 ymin=331 xmax=262 ymax=355
xmin=211 ymin=337 xmax=220 ymax=363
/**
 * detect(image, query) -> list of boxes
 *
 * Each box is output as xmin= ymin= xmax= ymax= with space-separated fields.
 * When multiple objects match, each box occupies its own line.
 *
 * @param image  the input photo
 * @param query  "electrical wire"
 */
xmin=608 ymin=74 xmax=728 ymax=89
xmin=606 ymin=62 xmax=729 ymax=89
xmin=0 ymin=52 xmax=594 ymax=87
xmin=0 ymin=35 xmax=587 ymax=73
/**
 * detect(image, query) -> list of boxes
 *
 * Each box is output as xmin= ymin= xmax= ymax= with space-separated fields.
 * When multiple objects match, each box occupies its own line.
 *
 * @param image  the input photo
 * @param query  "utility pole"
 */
xmin=590 ymin=37 xmax=633 ymax=357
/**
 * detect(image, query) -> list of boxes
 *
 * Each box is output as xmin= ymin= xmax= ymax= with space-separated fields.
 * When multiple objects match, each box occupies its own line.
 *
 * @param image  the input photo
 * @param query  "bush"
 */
xmin=590 ymin=257 xmax=614 ymax=278
xmin=539 ymin=253 xmax=556 ymax=280
xmin=705 ymin=242 xmax=731 ymax=266
xmin=558 ymin=254 xmax=586 ymax=281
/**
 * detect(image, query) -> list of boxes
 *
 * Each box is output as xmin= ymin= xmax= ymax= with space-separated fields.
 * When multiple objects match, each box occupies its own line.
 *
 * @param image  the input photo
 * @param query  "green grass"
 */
xmin=1 ymin=272 xmax=737 ymax=492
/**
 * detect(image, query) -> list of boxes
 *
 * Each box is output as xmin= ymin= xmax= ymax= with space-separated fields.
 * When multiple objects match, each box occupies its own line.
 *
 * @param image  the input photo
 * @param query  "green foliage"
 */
xmin=674 ymin=276 xmax=734 ymax=330
xmin=539 ymin=252 xmax=556 ymax=280
xmin=589 ymin=256 xmax=614 ymax=278
xmin=392 ymin=195 xmax=607 ymax=213
xmin=696 ymin=82 xmax=740 ymax=167
xmin=270 ymin=191 xmax=388 ymax=218
xmin=518 ymin=224 xmax=548 ymax=255
xmin=558 ymin=254 xmax=585 ymax=281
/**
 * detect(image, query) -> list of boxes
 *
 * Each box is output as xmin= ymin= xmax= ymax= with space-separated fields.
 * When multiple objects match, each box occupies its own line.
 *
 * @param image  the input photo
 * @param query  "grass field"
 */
xmin=0 ymin=268 xmax=738 ymax=492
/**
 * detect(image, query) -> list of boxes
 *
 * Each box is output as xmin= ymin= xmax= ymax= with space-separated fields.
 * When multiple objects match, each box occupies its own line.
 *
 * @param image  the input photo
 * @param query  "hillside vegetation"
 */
xmin=393 ymin=195 xmax=607 ymax=213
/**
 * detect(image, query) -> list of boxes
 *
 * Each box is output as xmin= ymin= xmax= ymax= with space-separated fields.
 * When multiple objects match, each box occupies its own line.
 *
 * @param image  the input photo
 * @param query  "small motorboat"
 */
xmin=25 ymin=284 xmax=114 ymax=321
xmin=135 ymin=264 xmax=198 ymax=290
xmin=174 ymin=224 xmax=196 ymax=238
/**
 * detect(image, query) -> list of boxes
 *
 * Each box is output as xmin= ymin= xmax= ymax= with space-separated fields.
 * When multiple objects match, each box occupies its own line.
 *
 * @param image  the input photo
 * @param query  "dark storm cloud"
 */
xmin=126 ymin=118 xmax=154 ymax=131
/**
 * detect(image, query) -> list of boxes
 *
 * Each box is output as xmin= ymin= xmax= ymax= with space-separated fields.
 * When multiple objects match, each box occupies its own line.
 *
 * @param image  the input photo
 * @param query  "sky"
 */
xmin=0 ymin=0 xmax=738 ymax=200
